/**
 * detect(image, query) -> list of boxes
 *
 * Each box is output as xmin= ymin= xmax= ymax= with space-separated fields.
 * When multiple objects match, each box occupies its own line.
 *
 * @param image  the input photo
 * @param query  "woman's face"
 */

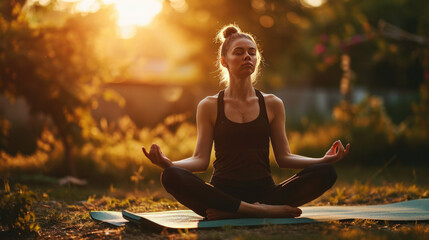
xmin=222 ymin=38 xmax=258 ymax=79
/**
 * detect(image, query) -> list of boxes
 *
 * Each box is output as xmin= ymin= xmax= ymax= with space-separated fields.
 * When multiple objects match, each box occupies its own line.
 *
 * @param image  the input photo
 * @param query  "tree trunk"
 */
xmin=51 ymin=114 xmax=77 ymax=177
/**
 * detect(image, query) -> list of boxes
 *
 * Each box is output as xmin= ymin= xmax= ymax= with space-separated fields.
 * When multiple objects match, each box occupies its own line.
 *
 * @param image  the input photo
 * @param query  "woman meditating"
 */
xmin=142 ymin=25 xmax=350 ymax=220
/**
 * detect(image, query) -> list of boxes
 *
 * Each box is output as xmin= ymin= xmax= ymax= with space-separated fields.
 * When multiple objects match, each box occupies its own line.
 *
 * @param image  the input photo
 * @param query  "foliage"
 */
xmin=406 ymin=76 xmax=429 ymax=140
xmin=0 ymin=124 xmax=63 ymax=177
xmin=322 ymin=182 xmax=428 ymax=206
xmin=130 ymin=165 xmax=144 ymax=191
xmin=75 ymin=113 xmax=197 ymax=182
xmin=309 ymin=0 xmax=428 ymax=88
xmin=0 ymin=113 xmax=197 ymax=184
xmin=161 ymin=0 xmax=428 ymax=89
xmin=336 ymin=95 xmax=396 ymax=160
xmin=0 ymin=0 xmax=116 ymax=176
xmin=0 ymin=179 xmax=42 ymax=236
xmin=289 ymin=93 xmax=429 ymax=165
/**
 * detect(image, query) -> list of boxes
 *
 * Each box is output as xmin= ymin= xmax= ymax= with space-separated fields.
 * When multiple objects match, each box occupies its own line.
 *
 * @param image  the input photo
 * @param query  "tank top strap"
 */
xmin=216 ymin=89 xmax=225 ymax=121
xmin=255 ymin=89 xmax=269 ymax=123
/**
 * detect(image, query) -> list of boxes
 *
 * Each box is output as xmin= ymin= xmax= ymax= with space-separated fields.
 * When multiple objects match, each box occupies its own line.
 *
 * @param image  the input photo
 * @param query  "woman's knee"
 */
xmin=161 ymin=166 xmax=185 ymax=190
xmin=312 ymin=163 xmax=337 ymax=187
xmin=321 ymin=163 xmax=337 ymax=187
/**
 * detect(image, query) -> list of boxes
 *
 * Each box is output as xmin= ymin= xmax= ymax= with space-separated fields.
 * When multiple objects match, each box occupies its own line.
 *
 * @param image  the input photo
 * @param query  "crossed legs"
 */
xmin=161 ymin=163 xmax=336 ymax=220
xmin=161 ymin=166 xmax=241 ymax=217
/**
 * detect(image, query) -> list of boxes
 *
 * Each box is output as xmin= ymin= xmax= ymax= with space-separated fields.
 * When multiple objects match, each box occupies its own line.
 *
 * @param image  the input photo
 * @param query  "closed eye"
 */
xmin=232 ymin=47 xmax=257 ymax=56
xmin=233 ymin=49 xmax=244 ymax=55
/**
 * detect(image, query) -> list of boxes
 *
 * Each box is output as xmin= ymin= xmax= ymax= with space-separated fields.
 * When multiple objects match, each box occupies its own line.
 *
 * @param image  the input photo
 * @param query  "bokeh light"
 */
xmin=300 ymin=0 xmax=327 ymax=8
xmin=101 ymin=0 xmax=163 ymax=38
xmin=33 ymin=0 xmax=163 ymax=38
xmin=102 ymin=0 xmax=162 ymax=27
xmin=259 ymin=15 xmax=274 ymax=28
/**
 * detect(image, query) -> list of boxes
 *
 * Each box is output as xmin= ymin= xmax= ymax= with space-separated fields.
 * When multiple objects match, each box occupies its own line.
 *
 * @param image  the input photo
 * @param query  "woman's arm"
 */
xmin=268 ymin=95 xmax=350 ymax=169
xmin=142 ymin=97 xmax=215 ymax=172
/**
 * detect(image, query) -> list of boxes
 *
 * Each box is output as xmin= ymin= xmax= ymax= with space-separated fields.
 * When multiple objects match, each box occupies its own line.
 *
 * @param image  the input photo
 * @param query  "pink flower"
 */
xmin=314 ymin=43 xmax=326 ymax=55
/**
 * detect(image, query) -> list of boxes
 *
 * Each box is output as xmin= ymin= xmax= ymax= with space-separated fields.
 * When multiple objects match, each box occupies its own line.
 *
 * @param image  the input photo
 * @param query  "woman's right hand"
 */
xmin=142 ymin=144 xmax=173 ymax=169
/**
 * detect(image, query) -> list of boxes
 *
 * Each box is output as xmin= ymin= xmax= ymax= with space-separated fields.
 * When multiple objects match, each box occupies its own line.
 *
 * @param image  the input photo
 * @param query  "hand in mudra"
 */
xmin=142 ymin=144 xmax=173 ymax=169
xmin=323 ymin=140 xmax=350 ymax=164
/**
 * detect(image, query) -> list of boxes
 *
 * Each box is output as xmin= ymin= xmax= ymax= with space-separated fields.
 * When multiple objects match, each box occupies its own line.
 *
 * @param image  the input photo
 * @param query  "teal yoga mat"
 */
xmin=90 ymin=198 xmax=429 ymax=229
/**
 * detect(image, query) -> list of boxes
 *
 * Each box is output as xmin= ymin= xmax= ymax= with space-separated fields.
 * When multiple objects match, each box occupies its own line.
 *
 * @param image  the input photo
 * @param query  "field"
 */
xmin=1 ymin=164 xmax=428 ymax=240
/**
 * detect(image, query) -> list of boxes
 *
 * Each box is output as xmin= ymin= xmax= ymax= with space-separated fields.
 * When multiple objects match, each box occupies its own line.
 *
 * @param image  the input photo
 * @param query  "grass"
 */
xmin=1 ymin=165 xmax=428 ymax=239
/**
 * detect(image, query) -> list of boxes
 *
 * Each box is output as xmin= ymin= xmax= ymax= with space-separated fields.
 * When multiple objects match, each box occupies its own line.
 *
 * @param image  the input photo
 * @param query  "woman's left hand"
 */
xmin=322 ymin=140 xmax=350 ymax=164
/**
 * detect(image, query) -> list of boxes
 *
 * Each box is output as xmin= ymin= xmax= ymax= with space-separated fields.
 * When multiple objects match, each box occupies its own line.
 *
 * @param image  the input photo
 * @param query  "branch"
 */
xmin=378 ymin=20 xmax=429 ymax=46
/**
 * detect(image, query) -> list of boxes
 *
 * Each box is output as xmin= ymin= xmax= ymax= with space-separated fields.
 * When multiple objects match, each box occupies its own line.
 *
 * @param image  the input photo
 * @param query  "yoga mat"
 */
xmin=90 ymin=198 xmax=429 ymax=229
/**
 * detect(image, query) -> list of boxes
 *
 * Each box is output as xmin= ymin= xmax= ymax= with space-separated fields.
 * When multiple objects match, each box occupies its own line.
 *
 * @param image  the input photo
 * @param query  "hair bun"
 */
xmin=223 ymin=26 xmax=239 ymax=39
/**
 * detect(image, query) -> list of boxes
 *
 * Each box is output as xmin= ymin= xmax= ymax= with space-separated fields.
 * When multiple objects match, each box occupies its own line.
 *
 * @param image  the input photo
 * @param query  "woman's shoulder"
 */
xmin=258 ymin=90 xmax=284 ymax=107
xmin=198 ymin=93 xmax=219 ymax=108
xmin=258 ymin=90 xmax=285 ymax=122
xmin=198 ymin=94 xmax=218 ymax=110
xmin=197 ymin=93 xmax=219 ymax=124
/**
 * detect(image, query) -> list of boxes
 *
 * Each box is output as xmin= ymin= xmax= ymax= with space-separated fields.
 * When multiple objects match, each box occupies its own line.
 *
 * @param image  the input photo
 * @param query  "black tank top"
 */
xmin=211 ymin=88 xmax=272 ymax=182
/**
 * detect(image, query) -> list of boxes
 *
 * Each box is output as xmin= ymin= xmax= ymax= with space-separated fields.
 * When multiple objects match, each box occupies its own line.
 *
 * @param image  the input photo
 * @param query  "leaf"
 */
xmin=3 ymin=180 xmax=10 ymax=193
xmin=24 ymin=213 xmax=30 ymax=222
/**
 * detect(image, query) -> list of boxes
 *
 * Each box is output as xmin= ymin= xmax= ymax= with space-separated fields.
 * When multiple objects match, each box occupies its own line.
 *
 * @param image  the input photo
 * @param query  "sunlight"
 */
xmin=37 ymin=0 xmax=163 ymax=38
xmin=300 ymin=0 xmax=326 ymax=8
xmin=102 ymin=0 xmax=163 ymax=27
xmin=105 ymin=0 xmax=163 ymax=38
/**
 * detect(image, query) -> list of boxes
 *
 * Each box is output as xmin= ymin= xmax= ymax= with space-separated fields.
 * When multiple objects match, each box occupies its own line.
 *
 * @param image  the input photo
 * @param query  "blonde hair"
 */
xmin=216 ymin=24 xmax=262 ymax=87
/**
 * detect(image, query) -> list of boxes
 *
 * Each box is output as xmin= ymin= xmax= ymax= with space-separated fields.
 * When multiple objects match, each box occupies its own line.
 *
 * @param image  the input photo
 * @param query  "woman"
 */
xmin=142 ymin=25 xmax=350 ymax=220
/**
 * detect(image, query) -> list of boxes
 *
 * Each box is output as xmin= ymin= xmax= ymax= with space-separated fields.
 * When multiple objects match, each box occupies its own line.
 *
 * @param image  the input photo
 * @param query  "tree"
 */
xmin=0 ymin=0 xmax=114 ymax=176
xmin=161 ymin=0 xmax=428 ymax=90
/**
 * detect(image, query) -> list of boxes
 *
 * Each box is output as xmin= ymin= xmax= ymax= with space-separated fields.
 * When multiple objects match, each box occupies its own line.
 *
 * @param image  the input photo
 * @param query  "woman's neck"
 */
xmin=225 ymin=76 xmax=254 ymax=101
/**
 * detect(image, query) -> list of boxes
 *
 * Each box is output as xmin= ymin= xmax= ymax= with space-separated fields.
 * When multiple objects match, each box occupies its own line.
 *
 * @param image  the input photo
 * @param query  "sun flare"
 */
xmin=102 ymin=0 xmax=163 ymax=27
xmin=37 ymin=0 xmax=163 ymax=38
xmin=300 ymin=0 xmax=326 ymax=8
xmin=103 ymin=0 xmax=163 ymax=38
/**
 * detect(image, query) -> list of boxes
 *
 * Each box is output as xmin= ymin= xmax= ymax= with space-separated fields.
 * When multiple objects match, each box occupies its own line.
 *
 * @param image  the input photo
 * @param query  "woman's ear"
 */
xmin=221 ymin=57 xmax=228 ymax=68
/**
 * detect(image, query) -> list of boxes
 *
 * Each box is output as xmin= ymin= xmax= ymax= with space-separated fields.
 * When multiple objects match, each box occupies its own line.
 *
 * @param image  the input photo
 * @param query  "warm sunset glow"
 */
xmin=300 ymin=0 xmax=326 ymax=8
xmin=102 ymin=0 xmax=163 ymax=27
xmin=34 ymin=0 xmax=163 ymax=38
xmin=103 ymin=0 xmax=163 ymax=38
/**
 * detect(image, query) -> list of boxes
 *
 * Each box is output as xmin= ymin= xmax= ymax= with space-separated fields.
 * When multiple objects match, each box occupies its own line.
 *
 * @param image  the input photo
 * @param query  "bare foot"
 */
xmin=256 ymin=204 xmax=302 ymax=218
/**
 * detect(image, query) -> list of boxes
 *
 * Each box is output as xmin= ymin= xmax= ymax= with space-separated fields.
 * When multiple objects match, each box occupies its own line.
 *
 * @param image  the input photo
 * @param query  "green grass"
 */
xmin=1 ymin=165 xmax=428 ymax=239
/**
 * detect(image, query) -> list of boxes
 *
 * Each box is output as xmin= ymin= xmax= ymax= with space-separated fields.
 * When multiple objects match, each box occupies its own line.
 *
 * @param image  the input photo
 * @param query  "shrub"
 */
xmin=0 ymin=179 xmax=41 ymax=236
xmin=289 ymin=94 xmax=429 ymax=165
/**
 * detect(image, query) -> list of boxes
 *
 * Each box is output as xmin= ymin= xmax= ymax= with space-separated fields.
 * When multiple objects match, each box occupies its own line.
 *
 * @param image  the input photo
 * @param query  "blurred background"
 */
xmin=1 ymin=0 xmax=428 ymax=185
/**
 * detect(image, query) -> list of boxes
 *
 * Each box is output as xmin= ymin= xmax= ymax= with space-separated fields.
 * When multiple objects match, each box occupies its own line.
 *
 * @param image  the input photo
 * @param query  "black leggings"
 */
xmin=161 ymin=163 xmax=337 ymax=217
